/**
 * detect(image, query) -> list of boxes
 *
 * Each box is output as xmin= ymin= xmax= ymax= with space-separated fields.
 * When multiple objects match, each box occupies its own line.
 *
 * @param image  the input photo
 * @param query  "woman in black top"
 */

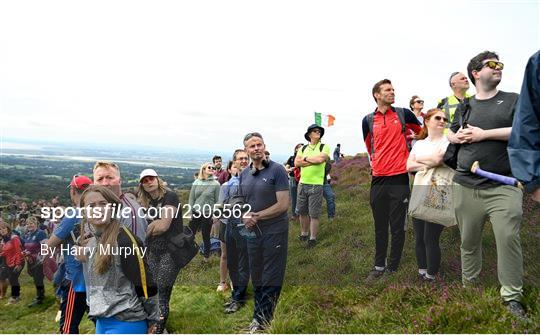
xmin=137 ymin=169 xmax=183 ymax=334
xmin=285 ymin=143 xmax=303 ymax=221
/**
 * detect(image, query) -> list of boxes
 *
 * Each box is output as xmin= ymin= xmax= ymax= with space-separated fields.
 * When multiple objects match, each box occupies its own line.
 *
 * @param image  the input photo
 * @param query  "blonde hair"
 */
xmin=93 ymin=161 xmax=121 ymax=176
xmin=136 ymin=176 xmax=169 ymax=208
xmin=80 ymin=185 xmax=122 ymax=275
xmin=198 ymin=162 xmax=214 ymax=180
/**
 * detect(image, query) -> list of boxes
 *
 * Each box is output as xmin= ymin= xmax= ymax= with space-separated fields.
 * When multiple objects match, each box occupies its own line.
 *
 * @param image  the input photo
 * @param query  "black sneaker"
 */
xmin=505 ymin=300 xmax=529 ymax=321
xmin=366 ymin=268 xmax=385 ymax=282
xmin=248 ymin=319 xmax=265 ymax=334
xmin=298 ymin=235 xmax=309 ymax=242
xmin=307 ymin=239 xmax=317 ymax=248
xmin=224 ymin=300 xmax=244 ymax=314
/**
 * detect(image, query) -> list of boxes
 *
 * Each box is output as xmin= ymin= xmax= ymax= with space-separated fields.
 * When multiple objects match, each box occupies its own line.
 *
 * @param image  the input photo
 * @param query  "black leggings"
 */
xmin=147 ymin=246 xmax=181 ymax=334
xmin=189 ymin=216 xmax=213 ymax=258
xmin=28 ymin=261 xmax=45 ymax=296
xmin=6 ymin=266 xmax=22 ymax=298
xmin=412 ymin=218 xmax=444 ymax=276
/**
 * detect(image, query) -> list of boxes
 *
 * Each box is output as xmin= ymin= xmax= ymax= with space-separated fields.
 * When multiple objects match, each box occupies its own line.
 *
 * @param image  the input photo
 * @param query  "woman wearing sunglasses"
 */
xmin=137 ymin=169 xmax=183 ymax=333
xmin=407 ymin=108 xmax=450 ymax=281
xmin=188 ymin=162 xmax=221 ymax=260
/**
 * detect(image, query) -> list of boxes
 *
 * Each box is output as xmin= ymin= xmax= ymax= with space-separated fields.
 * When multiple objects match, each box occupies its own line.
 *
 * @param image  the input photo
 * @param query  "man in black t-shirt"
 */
xmin=239 ymin=132 xmax=289 ymax=333
xmin=448 ymin=51 xmax=526 ymax=320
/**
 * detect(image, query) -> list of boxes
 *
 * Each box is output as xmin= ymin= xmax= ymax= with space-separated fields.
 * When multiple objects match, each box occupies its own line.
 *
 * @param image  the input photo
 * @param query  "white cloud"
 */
xmin=0 ymin=0 xmax=538 ymax=156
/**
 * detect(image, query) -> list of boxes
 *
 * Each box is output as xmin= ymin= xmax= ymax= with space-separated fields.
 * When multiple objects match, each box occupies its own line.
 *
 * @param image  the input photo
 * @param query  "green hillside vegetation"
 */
xmin=0 ymin=156 xmax=538 ymax=333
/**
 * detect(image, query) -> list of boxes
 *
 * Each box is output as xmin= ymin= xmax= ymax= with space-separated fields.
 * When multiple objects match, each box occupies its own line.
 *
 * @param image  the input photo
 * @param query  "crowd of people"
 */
xmin=0 ymin=49 xmax=538 ymax=333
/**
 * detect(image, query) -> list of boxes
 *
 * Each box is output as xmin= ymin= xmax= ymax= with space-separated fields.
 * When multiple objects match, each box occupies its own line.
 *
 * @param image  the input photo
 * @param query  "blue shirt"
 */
xmin=239 ymin=160 xmax=289 ymax=234
xmin=53 ymin=214 xmax=86 ymax=292
xmin=509 ymin=50 xmax=540 ymax=193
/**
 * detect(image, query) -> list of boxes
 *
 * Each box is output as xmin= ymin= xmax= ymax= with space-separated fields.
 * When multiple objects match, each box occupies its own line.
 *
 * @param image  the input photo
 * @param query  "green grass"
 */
xmin=1 ymin=157 xmax=538 ymax=333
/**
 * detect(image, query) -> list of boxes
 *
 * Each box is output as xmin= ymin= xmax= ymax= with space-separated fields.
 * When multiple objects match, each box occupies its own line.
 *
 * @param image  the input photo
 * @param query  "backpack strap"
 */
xmin=119 ymin=226 xmax=148 ymax=299
xmin=367 ymin=112 xmax=375 ymax=157
xmin=394 ymin=107 xmax=411 ymax=151
xmin=301 ymin=144 xmax=308 ymax=153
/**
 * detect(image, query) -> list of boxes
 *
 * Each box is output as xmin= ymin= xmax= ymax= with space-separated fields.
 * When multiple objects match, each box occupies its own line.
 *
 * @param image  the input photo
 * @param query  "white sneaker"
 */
xmin=5 ymin=297 xmax=20 ymax=305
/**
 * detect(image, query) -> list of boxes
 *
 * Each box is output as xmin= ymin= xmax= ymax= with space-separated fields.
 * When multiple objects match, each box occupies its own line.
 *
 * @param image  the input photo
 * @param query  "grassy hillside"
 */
xmin=1 ymin=156 xmax=538 ymax=333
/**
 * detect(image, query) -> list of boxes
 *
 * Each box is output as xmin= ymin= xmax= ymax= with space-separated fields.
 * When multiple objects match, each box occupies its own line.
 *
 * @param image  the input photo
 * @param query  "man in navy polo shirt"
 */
xmin=239 ymin=132 xmax=289 ymax=333
xmin=46 ymin=174 xmax=92 ymax=333
xmin=362 ymin=79 xmax=421 ymax=281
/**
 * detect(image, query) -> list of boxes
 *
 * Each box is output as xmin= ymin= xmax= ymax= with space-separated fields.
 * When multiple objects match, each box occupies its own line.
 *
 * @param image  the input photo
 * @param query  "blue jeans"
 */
xmin=225 ymin=218 xmax=250 ymax=303
xmin=289 ymin=177 xmax=298 ymax=216
xmin=323 ymin=183 xmax=335 ymax=218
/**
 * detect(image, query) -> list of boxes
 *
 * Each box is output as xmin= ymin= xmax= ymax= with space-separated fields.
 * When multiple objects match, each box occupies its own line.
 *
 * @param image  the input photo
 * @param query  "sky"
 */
xmin=1 ymin=0 xmax=539 ymax=157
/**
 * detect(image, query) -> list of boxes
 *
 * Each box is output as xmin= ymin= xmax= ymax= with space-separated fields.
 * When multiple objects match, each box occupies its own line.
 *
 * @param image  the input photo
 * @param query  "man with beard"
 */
xmin=448 ymin=51 xmax=526 ymax=320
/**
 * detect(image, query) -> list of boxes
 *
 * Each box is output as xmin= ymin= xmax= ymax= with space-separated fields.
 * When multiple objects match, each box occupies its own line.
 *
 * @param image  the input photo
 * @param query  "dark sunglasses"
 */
xmin=311 ymin=129 xmax=321 ymax=134
xmin=479 ymin=60 xmax=504 ymax=71
xmin=414 ymin=100 xmax=424 ymax=104
xmin=141 ymin=176 xmax=156 ymax=184
xmin=207 ymin=166 xmax=216 ymax=170
xmin=432 ymin=116 xmax=448 ymax=122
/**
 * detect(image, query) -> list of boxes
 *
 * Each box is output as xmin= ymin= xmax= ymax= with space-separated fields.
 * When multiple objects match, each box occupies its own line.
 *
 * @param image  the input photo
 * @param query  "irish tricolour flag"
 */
xmin=314 ymin=112 xmax=335 ymax=127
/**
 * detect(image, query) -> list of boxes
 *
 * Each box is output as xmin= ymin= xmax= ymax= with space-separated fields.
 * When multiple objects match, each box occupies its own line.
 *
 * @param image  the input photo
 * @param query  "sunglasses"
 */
xmin=311 ymin=129 xmax=321 ymax=134
xmin=207 ymin=166 xmax=216 ymax=170
xmin=414 ymin=100 xmax=424 ymax=104
xmin=479 ymin=60 xmax=504 ymax=71
xmin=432 ymin=116 xmax=448 ymax=122
xmin=141 ymin=176 xmax=156 ymax=184
xmin=243 ymin=132 xmax=263 ymax=142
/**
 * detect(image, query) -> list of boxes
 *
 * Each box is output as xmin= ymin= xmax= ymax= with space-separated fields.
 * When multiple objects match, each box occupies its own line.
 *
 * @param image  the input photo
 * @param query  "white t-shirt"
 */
xmin=410 ymin=136 xmax=449 ymax=157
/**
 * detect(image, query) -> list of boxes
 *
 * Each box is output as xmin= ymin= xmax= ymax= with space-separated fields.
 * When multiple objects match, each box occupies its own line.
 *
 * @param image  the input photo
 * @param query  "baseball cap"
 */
xmin=139 ymin=168 xmax=158 ymax=182
xmin=69 ymin=175 xmax=93 ymax=191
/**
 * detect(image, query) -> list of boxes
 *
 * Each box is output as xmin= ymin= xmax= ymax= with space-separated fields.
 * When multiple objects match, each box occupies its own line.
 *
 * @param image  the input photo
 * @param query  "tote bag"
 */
xmin=408 ymin=166 xmax=457 ymax=227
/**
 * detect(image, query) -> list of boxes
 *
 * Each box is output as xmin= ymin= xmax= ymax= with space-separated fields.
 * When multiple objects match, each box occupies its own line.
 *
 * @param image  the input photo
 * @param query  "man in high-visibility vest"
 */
xmin=437 ymin=72 xmax=472 ymax=127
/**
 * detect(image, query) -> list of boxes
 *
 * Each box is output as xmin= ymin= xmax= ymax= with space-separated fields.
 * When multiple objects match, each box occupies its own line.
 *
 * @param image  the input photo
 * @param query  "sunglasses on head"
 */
xmin=479 ymin=60 xmax=504 ymax=71
xmin=432 ymin=116 xmax=448 ymax=122
xmin=414 ymin=100 xmax=424 ymax=104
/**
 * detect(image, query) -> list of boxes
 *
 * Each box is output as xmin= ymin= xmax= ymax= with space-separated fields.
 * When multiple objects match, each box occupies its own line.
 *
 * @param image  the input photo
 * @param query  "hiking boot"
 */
xmin=224 ymin=300 xmax=244 ymax=314
xmin=223 ymin=299 xmax=234 ymax=307
xmin=248 ymin=319 xmax=265 ymax=334
xmin=5 ymin=296 xmax=20 ymax=305
xmin=216 ymin=282 xmax=230 ymax=293
xmin=366 ymin=268 xmax=385 ymax=282
xmin=28 ymin=298 xmax=44 ymax=307
xmin=298 ymin=235 xmax=309 ymax=242
xmin=505 ymin=300 xmax=529 ymax=321
xmin=307 ymin=239 xmax=317 ymax=248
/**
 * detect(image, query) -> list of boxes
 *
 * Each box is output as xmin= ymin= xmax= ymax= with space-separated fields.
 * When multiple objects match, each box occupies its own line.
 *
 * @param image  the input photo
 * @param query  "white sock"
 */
xmin=375 ymin=266 xmax=385 ymax=272
xmin=418 ymin=269 xmax=427 ymax=275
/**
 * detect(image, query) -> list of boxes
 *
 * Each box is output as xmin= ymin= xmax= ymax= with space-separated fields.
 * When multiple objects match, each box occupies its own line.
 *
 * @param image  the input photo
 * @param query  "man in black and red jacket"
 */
xmin=362 ymin=78 xmax=421 ymax=281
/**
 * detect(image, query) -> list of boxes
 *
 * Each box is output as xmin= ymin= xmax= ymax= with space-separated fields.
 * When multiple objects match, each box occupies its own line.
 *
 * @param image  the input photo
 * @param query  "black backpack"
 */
xmin=366 ymin=107 xmax=410 ymax=158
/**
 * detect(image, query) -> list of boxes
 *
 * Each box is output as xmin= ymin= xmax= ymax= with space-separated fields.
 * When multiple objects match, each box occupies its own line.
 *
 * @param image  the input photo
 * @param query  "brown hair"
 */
xmin=409 ymin=95 xmax=420 ymax=109
xmin=136 ymin=176 xmax=169 ymax=208
xmin=372 ymin=79 xmax=392 ymax=102
xmin=417 ymin=108 xmax=444 ymax=140
xmin=80 ymin=185 xmax=122 ymax=275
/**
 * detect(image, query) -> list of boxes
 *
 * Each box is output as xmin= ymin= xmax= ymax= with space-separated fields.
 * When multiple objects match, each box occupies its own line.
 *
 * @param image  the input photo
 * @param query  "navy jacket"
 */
xmin=508 ymin=50 xmax=540 ymax=193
